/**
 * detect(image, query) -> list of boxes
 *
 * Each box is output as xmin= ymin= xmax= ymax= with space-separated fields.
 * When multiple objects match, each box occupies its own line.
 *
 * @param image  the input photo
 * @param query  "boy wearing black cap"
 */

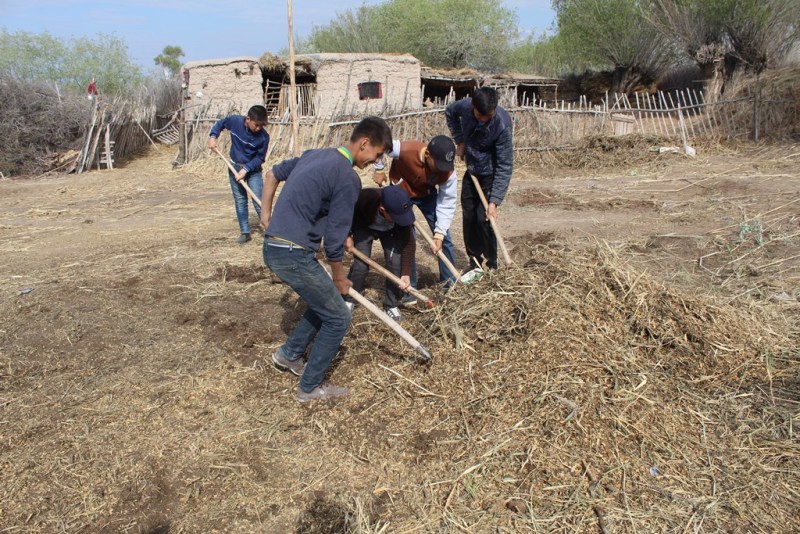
xmin=372 ymin=135 xmax=458 ymax=292
xmin=345 ymin=185 xmax=416 ymax=322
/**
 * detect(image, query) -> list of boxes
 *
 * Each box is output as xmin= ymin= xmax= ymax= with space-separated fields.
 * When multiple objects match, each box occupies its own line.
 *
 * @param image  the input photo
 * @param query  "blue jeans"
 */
xmin=228 ymin=164 xmax=263 ymax=234
xmin=411 ymin=189 xmax=457 ymax=287
xmin=263 ymin=242 xmax=352 ymax=393
xmin=347 ymin=226 xmax=404 ymax=308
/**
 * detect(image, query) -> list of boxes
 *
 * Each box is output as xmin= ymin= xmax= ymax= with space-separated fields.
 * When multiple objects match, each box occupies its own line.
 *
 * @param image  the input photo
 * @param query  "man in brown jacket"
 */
xmin=373 ymin=135 xmax=458 ymax=294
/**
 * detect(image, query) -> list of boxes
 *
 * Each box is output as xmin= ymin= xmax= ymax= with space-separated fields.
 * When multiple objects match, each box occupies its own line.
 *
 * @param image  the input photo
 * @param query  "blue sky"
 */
xmin=1 ymin=0 xmax=555 ymax=69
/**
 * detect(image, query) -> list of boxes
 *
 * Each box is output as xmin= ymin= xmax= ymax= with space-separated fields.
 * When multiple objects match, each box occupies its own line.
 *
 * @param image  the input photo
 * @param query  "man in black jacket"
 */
xmin=445 ymin=87 xmax=513 ymax=270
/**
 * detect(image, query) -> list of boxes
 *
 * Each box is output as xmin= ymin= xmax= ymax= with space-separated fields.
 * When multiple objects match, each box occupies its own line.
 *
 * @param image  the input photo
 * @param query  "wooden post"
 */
xmin=752 ymin=73 xmax=761 ymax=143
xmin=287 ymin=0 xmax=300 ymax=156
xmin=681 ymin=90 xmax=704 ymax=136
xmin=676 ymin=91 xmax=696 ymax=138
xmin=623 ymin=93 xmax=643 ymax=134
xmin=78 ymin=103 xmax=98 ymax=173
xmin=660 ymin=91 xmax=678 ymax=138
xmin=634 ymin=93 xmax=643 ymax=134
xmin=178 ymin=88 xmax=188 ymax=165
xmin=104 ymin=124 xmax=113 ymax=169
xmin=693 ymin=89 xmax=714 ymax=136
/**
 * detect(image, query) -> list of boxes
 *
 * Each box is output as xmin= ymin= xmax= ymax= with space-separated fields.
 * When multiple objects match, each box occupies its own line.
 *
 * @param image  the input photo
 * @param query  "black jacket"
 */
xmin=445 ymin=98 xmax=514 ymax=205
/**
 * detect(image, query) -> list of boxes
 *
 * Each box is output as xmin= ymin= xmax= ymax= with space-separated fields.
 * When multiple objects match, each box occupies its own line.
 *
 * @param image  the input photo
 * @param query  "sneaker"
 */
xmin=237 ymin=233 xmax=252 ymax=244
xmin=272 ymin=349 xmax=305 ymax=376
xmin=385 ymin=306 xmax=403 ymax=322
xmin=296 ymin=383 xmax=349 ymax=403
xmin=460 ymin=266 xmax=484 ymax=284
xmin=400 ymin=294 xmax=418 ymax=307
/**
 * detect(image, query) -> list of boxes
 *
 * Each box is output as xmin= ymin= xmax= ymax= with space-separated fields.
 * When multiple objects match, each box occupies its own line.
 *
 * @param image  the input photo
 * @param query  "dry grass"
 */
xmin=1 ymin=237 xmax=797 ymax=532
xmin=1 ymin=142 xmax=798 ymax=533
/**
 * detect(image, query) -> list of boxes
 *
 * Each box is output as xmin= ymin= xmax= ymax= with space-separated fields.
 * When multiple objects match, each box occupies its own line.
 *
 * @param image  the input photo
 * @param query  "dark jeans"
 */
xmin=347 ymin=226 xmax=403 ymax=308
xmin=263 ymin=242 xmax=351 ymax=393
xmin=411 ymin=189 xmax=457 ymax=286
xmin=461 ymin=171 xmax=498 ymax=270
xmin=228 ymin=164 xmax=263 ymax=234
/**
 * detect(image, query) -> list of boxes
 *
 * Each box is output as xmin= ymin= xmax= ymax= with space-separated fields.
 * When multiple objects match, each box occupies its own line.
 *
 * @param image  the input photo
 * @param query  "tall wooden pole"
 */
xmin=287 ymin=0 xmax=300 ymax=156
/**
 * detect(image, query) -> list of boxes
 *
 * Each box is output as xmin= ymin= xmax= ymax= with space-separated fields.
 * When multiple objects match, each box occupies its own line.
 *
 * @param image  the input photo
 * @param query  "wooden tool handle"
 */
xmin=413 ymin=220 xmax=462 ymax=283
xmin=347 ymin=287 xmax=431 ymax=361
xmin=468 ymin=174 xmax=513 ymax=267
xmin=213 ymin=147 xmax=262 ymax=207
xmin=350 ymin=248 xmax=434 ymax=308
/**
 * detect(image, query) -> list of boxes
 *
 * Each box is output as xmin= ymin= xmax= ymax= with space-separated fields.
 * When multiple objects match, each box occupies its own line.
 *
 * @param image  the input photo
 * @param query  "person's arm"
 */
xmin=445 ymin=101 xmax=466 ymax=160
xmin=261 ymin=157 xmax=299 ymax=231
xmin=433 ymin=171 xmax=458 ymax=237
xmin=329 ymin=260 xmax=352 ymax=296
xmin=487 ymin=127 xmax=514 ymax=218
xmin=322 ymin=179 xmax=361 ymax=295
xmin=260 ymin=169 xmax=279 ymax=230
xmin=372 ymin=140 xmax=401 ymax=186
xmin=398 ymin=225 xmax=416 ymax=288
xmin=323 ymin=174 xmax=360 ymax=277
xmin=243 ymin=133 xmax=269 ymax=174
xmin=207 ymin=116 xmax=229 ymax=151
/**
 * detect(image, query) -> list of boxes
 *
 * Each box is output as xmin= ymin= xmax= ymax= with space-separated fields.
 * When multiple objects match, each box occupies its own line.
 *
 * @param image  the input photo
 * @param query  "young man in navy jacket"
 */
xmin=445 ymin=87 xmax=513 ymax=270
xmin=260 ymin=117 xmax=393 ymax=403
xmin=208 ymin=105 xmax=269 ymax=244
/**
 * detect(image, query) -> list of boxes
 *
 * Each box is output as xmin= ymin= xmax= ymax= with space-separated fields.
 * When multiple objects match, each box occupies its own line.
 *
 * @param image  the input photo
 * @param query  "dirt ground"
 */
xmin=1 ymin=141 xmax=798 ymax=533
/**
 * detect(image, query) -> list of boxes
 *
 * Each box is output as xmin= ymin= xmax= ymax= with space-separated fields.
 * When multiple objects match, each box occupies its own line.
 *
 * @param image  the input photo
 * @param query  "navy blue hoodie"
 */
xmin=209 ymin=115 xmax=269 ymax=173
xmin=267 ymin=148 xmax=361 ymax=262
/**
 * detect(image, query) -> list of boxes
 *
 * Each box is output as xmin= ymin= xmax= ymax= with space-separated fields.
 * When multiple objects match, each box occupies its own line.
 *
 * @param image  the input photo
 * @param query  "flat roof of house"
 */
xmin=183 ymin=56 xmax=260 ymax=69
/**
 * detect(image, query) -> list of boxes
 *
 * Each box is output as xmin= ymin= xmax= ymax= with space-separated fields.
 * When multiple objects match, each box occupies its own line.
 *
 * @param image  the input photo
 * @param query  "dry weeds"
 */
xmin=1 ymin=142 xmax=798 ymax=533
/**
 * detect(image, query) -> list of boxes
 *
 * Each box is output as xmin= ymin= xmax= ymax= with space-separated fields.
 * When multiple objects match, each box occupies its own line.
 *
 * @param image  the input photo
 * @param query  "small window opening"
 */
xmin=358 ymin=81 xmax=382 ymax=100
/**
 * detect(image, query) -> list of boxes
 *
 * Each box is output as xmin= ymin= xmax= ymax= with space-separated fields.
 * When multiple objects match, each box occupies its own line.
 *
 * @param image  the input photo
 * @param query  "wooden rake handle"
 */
xmin=347 ymin=287 xmax=431 ymax=362
xmin=350 ymin=248 xmax=434 ymax=308
xmin=413 ymin=219 xmax=462 ymax=285
xmin=468 ymin=174 xmax=513 ymax=267
xmin=212 ymin=147 xmax=262 ymax=208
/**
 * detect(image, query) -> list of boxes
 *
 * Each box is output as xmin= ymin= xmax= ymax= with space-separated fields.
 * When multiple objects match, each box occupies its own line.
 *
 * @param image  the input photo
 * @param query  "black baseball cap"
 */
xmin=427 ymin=135 xmax=456 ymax=172
xmin=380 ymin=185 xmax=415 ymax=227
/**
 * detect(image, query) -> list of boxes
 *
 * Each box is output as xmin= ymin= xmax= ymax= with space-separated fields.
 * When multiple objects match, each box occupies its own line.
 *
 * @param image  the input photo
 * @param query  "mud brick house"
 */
xmin=182 ymin=53 xmax=422 ymax=119
xmin=182 ymin=56 xmax=264 ymax=116
xmin=260 ymin=53 xmax=422 ymax=118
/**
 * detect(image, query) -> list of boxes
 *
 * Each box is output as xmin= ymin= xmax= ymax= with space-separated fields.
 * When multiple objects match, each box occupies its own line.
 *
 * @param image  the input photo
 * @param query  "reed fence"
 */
xmin=168 ymin=86 xmax=799 ymax=168
xmin=75 ymin=98 xmax=157 ymax=173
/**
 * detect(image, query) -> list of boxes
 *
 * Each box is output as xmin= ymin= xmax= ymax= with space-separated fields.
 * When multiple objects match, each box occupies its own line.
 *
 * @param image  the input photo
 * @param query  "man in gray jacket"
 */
xmin=445 ymin=87 xmax=513 ymax=270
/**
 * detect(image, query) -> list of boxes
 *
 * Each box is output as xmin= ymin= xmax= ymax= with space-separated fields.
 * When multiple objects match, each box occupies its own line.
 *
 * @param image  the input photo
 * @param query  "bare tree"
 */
xmin=649 ymin=1 xmax=728 ymax=102
xmin=652 ymin=0 xmax=799 ymax=102
xmin=725 ymin=0 xmax=799 ymax=74
xmin=553 ymin=0 xmax=675 ymax=94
